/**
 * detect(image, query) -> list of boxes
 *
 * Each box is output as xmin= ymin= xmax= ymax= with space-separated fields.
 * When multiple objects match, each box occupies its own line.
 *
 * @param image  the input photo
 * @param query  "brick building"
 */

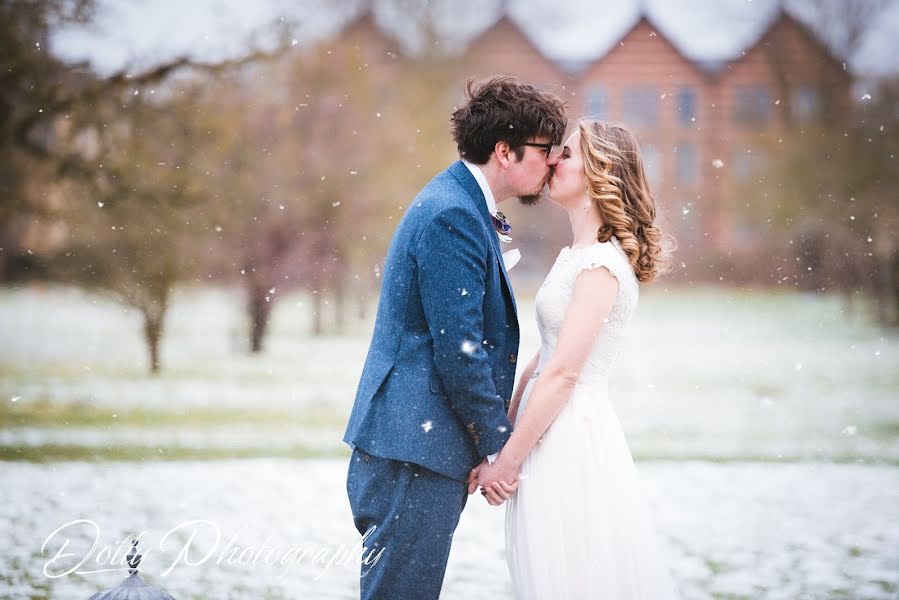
xmin=456 ymin=8 xmax=849 ymax=262
xmin=325 ymin=3 xmax=850 ymax=271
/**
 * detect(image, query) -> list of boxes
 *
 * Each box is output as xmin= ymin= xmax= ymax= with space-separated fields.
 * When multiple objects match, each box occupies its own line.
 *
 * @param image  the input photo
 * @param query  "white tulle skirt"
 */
xmin=505 ymin=376 xmax=681 ymax=599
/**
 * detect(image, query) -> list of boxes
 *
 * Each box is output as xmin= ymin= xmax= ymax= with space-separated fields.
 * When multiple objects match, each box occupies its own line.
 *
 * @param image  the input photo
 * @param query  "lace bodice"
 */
xmin=533 ymin=236 xmax=639 ymax=383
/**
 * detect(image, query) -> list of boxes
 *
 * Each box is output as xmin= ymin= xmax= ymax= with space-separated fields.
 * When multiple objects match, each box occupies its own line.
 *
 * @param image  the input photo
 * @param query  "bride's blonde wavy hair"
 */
xmin=579 ymin=120 xmax=670 ymax=283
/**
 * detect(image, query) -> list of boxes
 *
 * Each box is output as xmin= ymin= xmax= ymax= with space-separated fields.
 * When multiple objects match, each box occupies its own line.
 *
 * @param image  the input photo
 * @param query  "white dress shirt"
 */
xmin=462 ymin=160 xmax=521 ymax=270
xmin=462 ymin=159 xmax=499 ymax=216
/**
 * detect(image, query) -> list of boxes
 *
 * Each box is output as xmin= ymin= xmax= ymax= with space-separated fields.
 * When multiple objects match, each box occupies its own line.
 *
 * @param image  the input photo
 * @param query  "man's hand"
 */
xmin=467 ymin=459 xmax=487 ymax=494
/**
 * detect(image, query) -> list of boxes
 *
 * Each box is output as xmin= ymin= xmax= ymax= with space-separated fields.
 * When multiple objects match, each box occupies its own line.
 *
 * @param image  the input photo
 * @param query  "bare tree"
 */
xmin=754 ymin=0 xmax=898 ymax=325
xmin=51 ymin=83 xmax=222 ymax=372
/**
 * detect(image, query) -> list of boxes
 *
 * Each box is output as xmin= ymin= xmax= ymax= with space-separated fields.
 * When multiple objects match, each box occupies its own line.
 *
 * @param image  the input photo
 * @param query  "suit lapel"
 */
xmin=447 ymin=161 xmax=519 ymax=320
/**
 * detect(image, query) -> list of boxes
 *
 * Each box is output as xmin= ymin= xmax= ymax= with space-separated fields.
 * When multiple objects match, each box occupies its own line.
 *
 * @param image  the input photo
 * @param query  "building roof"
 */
xmin=50 ymin=0 xmax=897 ymax=78
xmin=427 ymin=0 xmax=807 ymax=75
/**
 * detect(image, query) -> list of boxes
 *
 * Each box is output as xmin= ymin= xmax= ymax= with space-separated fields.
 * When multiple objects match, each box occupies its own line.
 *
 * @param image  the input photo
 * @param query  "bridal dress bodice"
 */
xmin=521 ymin=236 xmax=640 ymax=418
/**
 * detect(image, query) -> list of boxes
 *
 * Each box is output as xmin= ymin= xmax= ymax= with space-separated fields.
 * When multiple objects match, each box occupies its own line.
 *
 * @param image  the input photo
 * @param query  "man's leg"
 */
xmin=346 ymin=447 xmax=468 ymax=600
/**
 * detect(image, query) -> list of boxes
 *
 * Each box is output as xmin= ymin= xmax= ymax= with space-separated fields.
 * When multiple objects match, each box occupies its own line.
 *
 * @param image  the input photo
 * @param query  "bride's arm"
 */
xmin=490 ymin=266 xmax=619 ymax=476
xmin=507 ymin=351 xmax=540 ymax=426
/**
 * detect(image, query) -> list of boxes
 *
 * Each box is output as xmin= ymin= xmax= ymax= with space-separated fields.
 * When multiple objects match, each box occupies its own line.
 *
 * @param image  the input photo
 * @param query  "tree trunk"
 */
xmin=248 ymin=284 xmax=274 ymax=354
xmin=312 ymin=291 xmax=323 ymax=336
xmin=358 ymin=292 xmax=368 ymax=322
xmin=142 ymin=310 xmax=165 ymax=375
xmin=884 ymin=249 xmax=899 ymax=327
xmin=870 ymin=255 xmax=893 ymax=326
xmin=335 ymin=279 xmax=345 ymax=335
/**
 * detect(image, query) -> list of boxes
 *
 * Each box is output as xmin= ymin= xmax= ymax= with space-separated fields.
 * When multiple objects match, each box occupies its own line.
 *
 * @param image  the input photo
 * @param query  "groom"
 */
xmin=343 ymin=76 xmax=566 ymax=599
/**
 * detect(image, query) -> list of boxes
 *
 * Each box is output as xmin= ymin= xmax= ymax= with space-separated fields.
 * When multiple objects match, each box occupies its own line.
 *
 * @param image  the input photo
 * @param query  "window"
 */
xmin=730 ymin=147 xmax=767 ymax=182
xmin=732 ymin=85 xmax=771 ymax=125
xmin=622 ymin=87 xmax=659 ymax=126
xmin=676 ymin=142 xmax=699 ymax=185
xmin=792 ymin=85 xmax=819 ymax=122
xmin=671 ymin=198 xmax=700 ymax=244
xmin=641 ymin=143 xmax=661 ymax=186
xmin=731 ymin=149 xmax=753 ymax=182
xmin=677 ymin=87 xmax=697 ymax=124
xmin=585 ymin=85 xmax=607 ymax=119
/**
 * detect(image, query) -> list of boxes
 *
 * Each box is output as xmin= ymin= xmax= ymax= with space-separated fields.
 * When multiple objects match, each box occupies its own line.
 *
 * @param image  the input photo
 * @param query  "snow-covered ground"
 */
xmin=1 ymin=284 xmax=898 ymax=598
xmin=1 ymin=459 xmax=897 ymax=599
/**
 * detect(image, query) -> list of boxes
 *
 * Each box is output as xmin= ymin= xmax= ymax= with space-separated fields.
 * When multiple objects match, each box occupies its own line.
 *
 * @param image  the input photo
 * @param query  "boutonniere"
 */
xmin=491 ymin=211 xmax=512 ymax=243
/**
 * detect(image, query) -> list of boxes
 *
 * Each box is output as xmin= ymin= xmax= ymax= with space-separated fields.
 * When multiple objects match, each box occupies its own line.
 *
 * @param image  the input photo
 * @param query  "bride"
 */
xmin=471 ymin=120 xmax=681 ymax=599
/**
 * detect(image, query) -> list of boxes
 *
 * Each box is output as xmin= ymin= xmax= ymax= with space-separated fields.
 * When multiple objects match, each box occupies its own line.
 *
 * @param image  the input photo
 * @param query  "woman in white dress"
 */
xmin=474 ymin=120 xmax=681 ymax=599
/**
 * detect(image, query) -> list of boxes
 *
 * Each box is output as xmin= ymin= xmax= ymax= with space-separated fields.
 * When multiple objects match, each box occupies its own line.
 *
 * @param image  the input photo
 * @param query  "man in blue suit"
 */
xmin=344 ymin=76 xmax=566 ymax=599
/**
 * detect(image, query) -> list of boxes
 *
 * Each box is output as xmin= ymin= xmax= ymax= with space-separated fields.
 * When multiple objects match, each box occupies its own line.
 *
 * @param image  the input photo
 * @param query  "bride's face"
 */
xmin=546 ymin=130 xmax=586 ymax=207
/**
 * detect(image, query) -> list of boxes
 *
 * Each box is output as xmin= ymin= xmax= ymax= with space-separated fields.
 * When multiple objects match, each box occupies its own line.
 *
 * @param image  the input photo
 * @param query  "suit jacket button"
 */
xmin=509 ymin=354 xmax=517 ymax=364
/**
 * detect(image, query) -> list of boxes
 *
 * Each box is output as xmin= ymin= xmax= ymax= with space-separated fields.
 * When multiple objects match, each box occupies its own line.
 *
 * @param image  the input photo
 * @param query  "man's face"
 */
xmin=508 ymin=137 xmax=554 ymax=206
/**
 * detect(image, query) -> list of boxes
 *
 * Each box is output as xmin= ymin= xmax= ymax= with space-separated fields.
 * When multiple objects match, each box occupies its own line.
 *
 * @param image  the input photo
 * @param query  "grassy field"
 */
xmin=1 ymin=284 xmax=896 ymax=464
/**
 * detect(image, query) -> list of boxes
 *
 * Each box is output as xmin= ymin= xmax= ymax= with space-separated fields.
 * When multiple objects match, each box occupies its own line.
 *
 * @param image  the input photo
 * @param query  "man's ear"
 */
xmin=494 ymin=140 xmax=512 ymax=168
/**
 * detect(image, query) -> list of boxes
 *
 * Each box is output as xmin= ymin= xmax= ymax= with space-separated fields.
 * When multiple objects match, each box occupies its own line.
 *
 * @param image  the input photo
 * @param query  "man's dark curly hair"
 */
xmin=450 ymin=76 xmax=567 ymax=164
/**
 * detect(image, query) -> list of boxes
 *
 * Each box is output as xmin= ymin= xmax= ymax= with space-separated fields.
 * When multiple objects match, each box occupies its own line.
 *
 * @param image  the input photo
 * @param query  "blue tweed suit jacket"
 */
xmin=343 ymin=161 xmax=520 ymax=481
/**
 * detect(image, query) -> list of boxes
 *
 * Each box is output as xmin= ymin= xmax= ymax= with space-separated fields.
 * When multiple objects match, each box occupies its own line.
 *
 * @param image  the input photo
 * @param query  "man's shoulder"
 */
xmin=420 ymin=163 xmax=469 ymax=201
xmin=409 ymin=164 xmax=479 ymax=220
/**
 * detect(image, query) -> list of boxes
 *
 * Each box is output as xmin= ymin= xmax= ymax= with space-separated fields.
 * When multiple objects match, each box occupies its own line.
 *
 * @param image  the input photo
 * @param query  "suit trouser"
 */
xmin=346 ymin=447 xmax=469 ymax=600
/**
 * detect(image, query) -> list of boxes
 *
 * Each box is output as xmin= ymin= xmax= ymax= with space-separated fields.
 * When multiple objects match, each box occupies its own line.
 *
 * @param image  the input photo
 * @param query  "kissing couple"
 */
xmin=344 ymin=76 xmax=680 ymax=599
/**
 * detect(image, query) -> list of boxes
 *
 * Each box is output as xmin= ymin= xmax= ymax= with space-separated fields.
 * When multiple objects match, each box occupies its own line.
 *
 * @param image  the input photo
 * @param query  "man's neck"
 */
xmin=473 ymin=159 xmax=509 ymax=205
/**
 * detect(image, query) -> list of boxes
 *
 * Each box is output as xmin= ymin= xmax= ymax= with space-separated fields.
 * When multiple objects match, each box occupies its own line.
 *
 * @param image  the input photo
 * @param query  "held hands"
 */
xmin=467 ymin=457 xmax=521 ymax=506
xmin=465 ymin=403 xmax=524 ymax=506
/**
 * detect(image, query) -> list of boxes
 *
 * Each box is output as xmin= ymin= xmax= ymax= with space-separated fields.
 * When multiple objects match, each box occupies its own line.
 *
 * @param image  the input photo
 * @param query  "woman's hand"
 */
xmin=469 ymin=458 xmax=518 ymax=505
xmin=480 ymin=480 xmax=517 ymax=505
xmin=477 ymin=455 xmax=522 ymax=505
